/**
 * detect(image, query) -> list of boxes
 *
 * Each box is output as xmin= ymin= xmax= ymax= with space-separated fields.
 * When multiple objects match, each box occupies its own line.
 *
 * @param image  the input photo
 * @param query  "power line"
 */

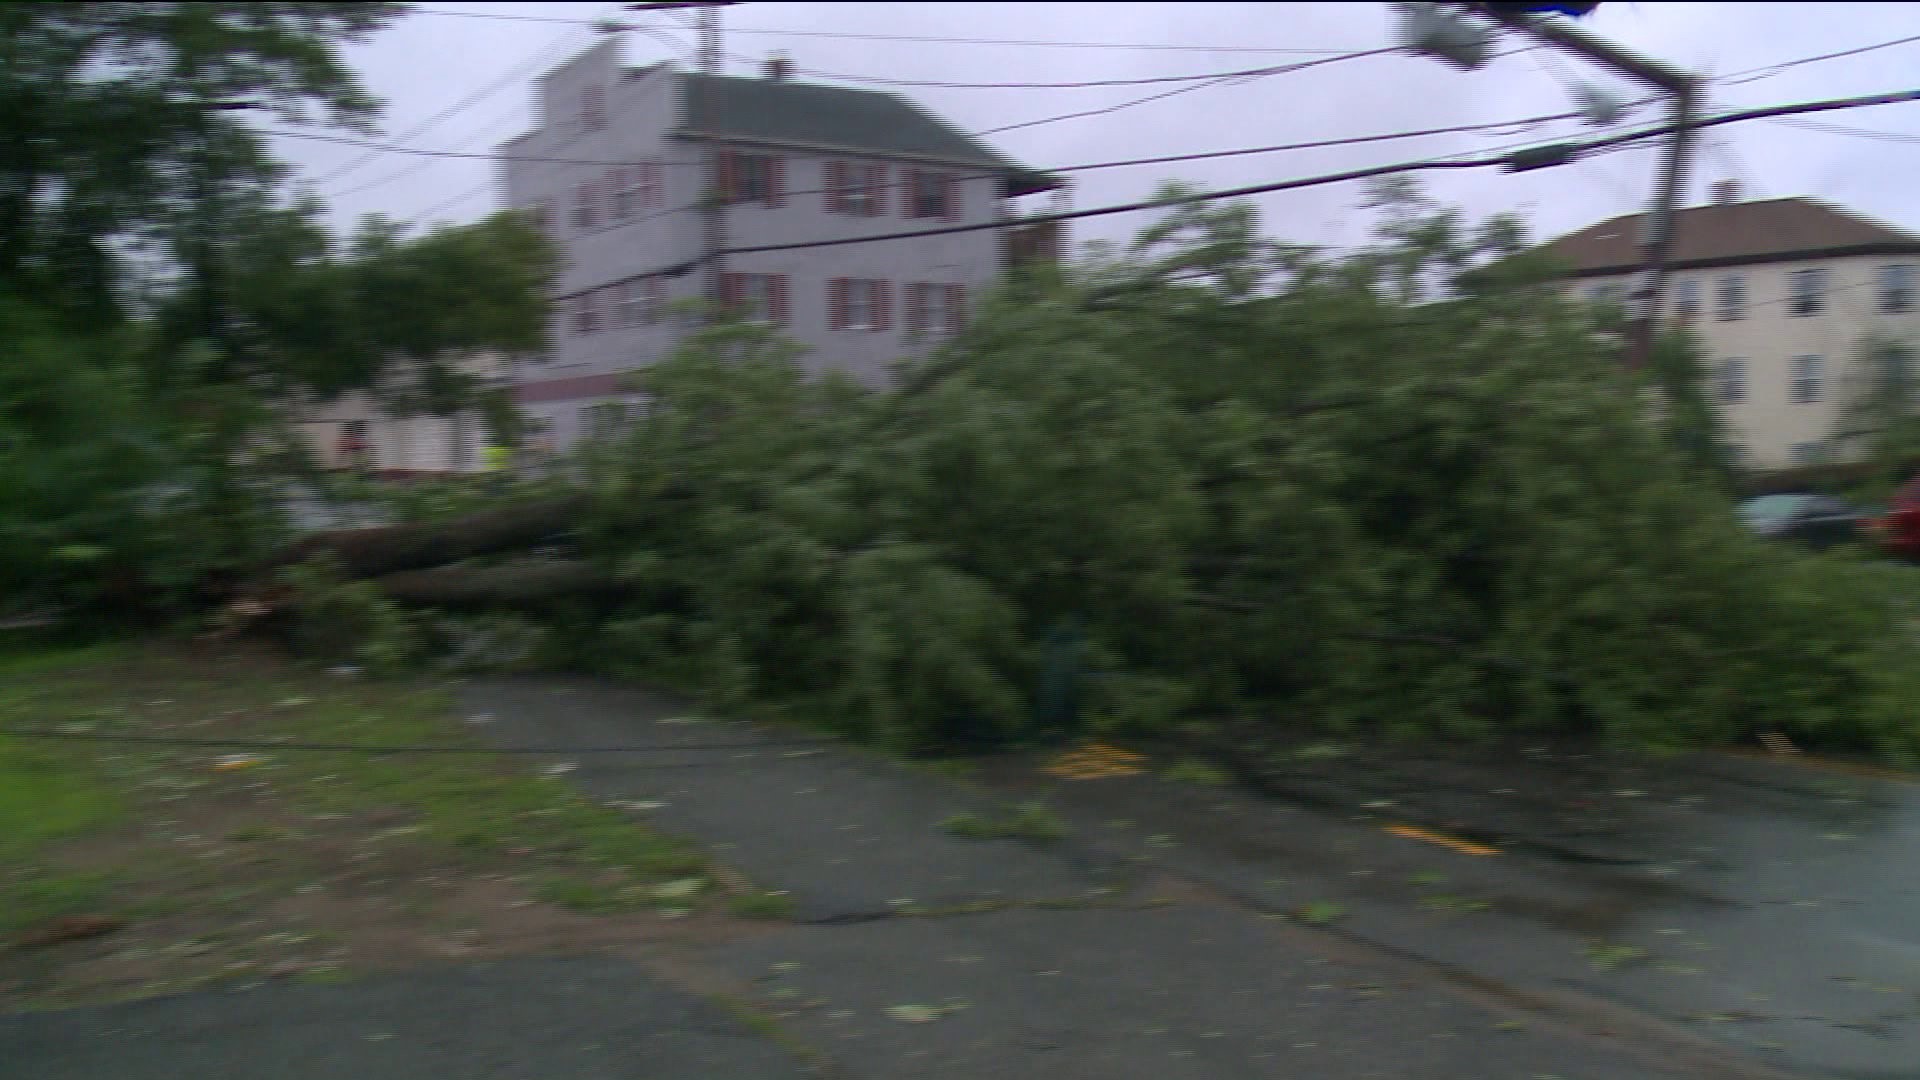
xmin=717 ymin=88 xmax=1920 ymax=260
xmin=262 ymin=101 xmax=1599 ymax=177
xmin=973 ymin=47 xmax=1403 ymax=137
xmin=411 ymin=6 xmax=1370 ymax=54
xmin=1717 ymin=31 xmax=1920 ymax=87
xmin=1766 ymin=116 xmax=1920 ymax=147
xmin=314 ymin=16 xmax=603 ymax=187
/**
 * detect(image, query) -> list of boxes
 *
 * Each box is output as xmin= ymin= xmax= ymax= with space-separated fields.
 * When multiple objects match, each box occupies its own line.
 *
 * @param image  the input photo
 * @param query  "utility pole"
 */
xmin=627 ymin=1 xmax=739 ymax=317
xmin=1461 ymin=5 xmax=1699 ymax=373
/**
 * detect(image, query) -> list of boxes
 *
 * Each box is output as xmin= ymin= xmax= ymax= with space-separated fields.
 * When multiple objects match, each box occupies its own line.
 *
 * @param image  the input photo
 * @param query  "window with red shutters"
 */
xmin=581 ymin=84 xmax=605 ymax=132
xmin=826 ymin=161 xmax=846 ymax=214
xmin=905 ymin=283 xmax=927 ymax=333
xmin=770 ymin=274 xmax=790 ymax=326
xmin=945 ymin=283 xmax=966 ymax=333
xmin=634 ymin=160 xmax=658 ymax=208
xmin=909 ymin=172 xmax=957 ymax=220
xmin=644 ymin=276 xmax=666 ymax=324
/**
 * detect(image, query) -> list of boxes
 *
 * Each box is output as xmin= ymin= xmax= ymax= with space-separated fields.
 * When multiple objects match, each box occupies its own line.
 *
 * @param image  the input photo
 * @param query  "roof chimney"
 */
xmin=1710 ymin=179 xmax=1741 ymax=206
xmin=764 ymin=51 xmax=793 ymax=82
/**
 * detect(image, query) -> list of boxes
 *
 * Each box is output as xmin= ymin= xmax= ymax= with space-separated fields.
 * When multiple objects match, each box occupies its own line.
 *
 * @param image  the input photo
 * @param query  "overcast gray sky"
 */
xmin=268 ymin=2 xmax=1920 ymax=256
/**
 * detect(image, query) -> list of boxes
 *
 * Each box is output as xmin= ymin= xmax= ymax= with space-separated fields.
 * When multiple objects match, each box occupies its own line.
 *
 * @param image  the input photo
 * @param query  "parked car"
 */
xmin=1872 ymin=477 xmax=1920 ymax=560
xmin=1736 ymin=492 xmax=1874 ymax=550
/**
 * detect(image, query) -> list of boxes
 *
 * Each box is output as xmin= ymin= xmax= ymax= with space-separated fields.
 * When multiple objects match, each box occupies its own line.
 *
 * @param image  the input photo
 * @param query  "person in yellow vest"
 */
xmin=480 ymin=442 xmax=511 ymax=493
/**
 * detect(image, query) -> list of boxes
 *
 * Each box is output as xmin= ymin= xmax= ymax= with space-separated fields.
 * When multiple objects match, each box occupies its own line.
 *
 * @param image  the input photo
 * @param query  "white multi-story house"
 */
xmin=499 ymin=40 xmax=1064 ymax=451
xmin=1542 ymin=183 xmax=1920 ymax=472
xmin=297 ymin=350 xmax=510 ymax=476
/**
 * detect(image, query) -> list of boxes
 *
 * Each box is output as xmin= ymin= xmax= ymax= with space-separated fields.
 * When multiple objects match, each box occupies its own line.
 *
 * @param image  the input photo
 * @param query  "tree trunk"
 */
xmin=267 ymin=495 xmax=586 ymax=579
xmin=373 ymin=558 xmax=617 ymax=610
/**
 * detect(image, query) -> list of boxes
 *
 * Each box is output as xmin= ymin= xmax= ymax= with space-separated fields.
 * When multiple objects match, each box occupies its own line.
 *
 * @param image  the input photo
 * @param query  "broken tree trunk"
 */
xmin=266 ymin=495 xmax=587 ymax=579
xmin=373 ymin=558 xmax=617 ymax=610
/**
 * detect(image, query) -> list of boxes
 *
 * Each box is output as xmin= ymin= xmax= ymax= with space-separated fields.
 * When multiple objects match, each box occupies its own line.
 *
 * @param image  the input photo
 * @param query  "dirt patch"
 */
xmin=0 ymin=642 xmax=779 ymax=1012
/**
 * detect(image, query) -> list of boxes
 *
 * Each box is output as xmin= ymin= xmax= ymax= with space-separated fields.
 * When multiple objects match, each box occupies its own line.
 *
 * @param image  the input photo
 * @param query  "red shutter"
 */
xmin=768 ymin=156 xmax=786 ymax=208
xmin=716 ymin=150 xmax=734 ymax=204
xmin=770 ymin=274 xmax=790 ymax=326
xmin=870 ymin=164 xmax=888 ymax=217
xmin=825 ymin=161 xmax=844 ymax=213
xmin=719 ymin=272 xmax=738 ymax=309
xmin=874 ymin=280 xmax=892 ymax=331
xmin=828 ymin=278 xmax=845 ymax=330
xmin=905 ymin=283 xmax=925 ymax=332
xmin=946 ymin=283 xmax=965 ymax=333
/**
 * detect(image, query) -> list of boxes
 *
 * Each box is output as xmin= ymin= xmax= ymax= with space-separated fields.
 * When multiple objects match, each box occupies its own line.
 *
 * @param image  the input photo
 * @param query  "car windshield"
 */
xmin=1738 ymin=493 xmax=1810 ymax=529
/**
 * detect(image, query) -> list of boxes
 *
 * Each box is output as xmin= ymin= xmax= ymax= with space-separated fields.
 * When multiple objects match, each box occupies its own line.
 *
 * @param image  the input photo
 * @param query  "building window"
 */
xmin=1717 ymin=358 xmax=1747 ymax=404
xmin=720 ymin=151 xmax=782 ymax=207
xmin=1790 ymin=354 xmax=1823 ymax=404
xmin=828 ymin=161 xmax=887 ymax=217
xmin=610 ymin=166 xmax=638 ymax=219
xmin=1586 ymin=281 xmax=1625 ymax=307
xmin=581 ymin=84 xmax=605 ymax=132
xmin=584 ymin=402 xmax=627 ymax=441
xmin=573 ymin=180 xmax=598 ymax=229
xmin=639 ymin=160 xmax=663 ymax=208
xmin=1789 ymin=441 xmax=1827 ymax=467
xmin=645 ymin=276 xmax=666 ymax=324
xmin=908 ymin=170 xmax=958 ymax=220
xmin=573 ymin=290 xmax=601 ymax=335
xmin=1880 ymin=264 xmax=1915 ymax=313
xmin=1788 ymin=268 xmax=1829 ymax=317
xmin=1672 ymin=278 xmax=1700 ymax=323
xmin=719 ymin=272 xmax=789 ymax=325
xmin=829 ymin=278 xmax=891 ymax=331
xmin=1715 ymin=274 xmax=1745 ymax=321
xmin=616 ymin=280 xmax=645 ymax=327
xmin=906 ymin=282 xmax=966 ymax=334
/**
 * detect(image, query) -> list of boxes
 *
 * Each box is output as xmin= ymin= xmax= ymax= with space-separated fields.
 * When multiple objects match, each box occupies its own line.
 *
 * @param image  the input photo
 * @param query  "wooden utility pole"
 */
xmin=627 ymin=1 xmax=739 ymax=315
xmin=1461 ymin=5 xmax=1700 ymax=372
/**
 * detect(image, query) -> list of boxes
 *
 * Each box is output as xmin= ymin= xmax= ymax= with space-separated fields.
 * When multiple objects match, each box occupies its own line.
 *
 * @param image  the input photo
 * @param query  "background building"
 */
xmin=499 ymin=39 xmax=1063 ymax=451
xmin=298 ymin=351 xmax=510 ymax=477
xmin=1542 ymin=183 xmax=1920 ymax=471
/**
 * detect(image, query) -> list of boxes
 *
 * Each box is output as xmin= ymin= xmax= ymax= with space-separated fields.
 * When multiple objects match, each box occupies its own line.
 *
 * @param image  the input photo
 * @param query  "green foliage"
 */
xmin=280 ymin=555 xmax=420 ymax=676
xmin=0 ymin=298 xmax=230 ymax=619
xmin=563 ymin=182 xmax=1920 ymax=763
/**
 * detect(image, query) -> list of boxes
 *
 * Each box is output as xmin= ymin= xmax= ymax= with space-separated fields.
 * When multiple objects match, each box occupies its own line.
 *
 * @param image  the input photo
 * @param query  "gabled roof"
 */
xmin=667 ymin=71 xmax=1062 ymax=195
xmin=1539 ymin=197 xmax=1920 ymax=277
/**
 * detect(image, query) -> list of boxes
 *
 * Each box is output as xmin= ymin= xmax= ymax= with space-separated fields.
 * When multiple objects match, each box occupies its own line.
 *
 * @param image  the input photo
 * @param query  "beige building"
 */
xmin=297 ymin=352 xmax=511 ymax=477
xmin=1541 ymin=189 xmax=1920 ymax=471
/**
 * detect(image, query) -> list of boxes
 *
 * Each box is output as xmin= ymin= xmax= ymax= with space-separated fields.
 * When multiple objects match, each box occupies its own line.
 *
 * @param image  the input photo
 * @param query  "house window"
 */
xmin=1888 ymin=344 xmax=1915 ymax=387
xmin=1672 ymin=278 xmax=1700 ymax=323
xmin=581 ymin=84 xmax=605 ymax=132
xmin=1880 ymin=264 xmax=1915 ymax=313
xmin=1788 ymin=268 xmax=1828 ymax=317
xmin=645 ymin=276 xmax=666 ymax=324
xmin=616 ymin=279 xmax=645 ymax=327
xmin=523 ymin=199 xmax=553 ymax=237
xmin=584 ymin=401 xmax=627 ymax=441
xmin=574 ymin=290 xmax=601 ymax=335
xmin=1790 ymin=354 xmax=1823 ymax=404
xmin=830 ymin=278 xmax=891 ymax=331
xmin=573 ymin=180 xmax=598 ymax=229
xmin=1789 ymin=441 xmax=1827 ymax=467
xmin=639 ymin=160 xmax=663 ymax=208
xmin=1715 ymin=273 xmax=1746 ymax=321
xmin=1717 ymin=358 xmax=1747 ymax=404
xmin=719 ymin=272 xmax=789 ymax=325
xmin=829 ymin=161 xmax=887 ymax=216
xmin=908 ymin=170 xmax=957 ymax=220
xmin=611 ymin=167 xmax=638 ymax=219
xmin=906 ymin=282 xmax=966 ymax=334
xmin=1587 ymin=281 xmax=1624 ymax=307
xmin=720 ymin=151 xmax=782 ymax=207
